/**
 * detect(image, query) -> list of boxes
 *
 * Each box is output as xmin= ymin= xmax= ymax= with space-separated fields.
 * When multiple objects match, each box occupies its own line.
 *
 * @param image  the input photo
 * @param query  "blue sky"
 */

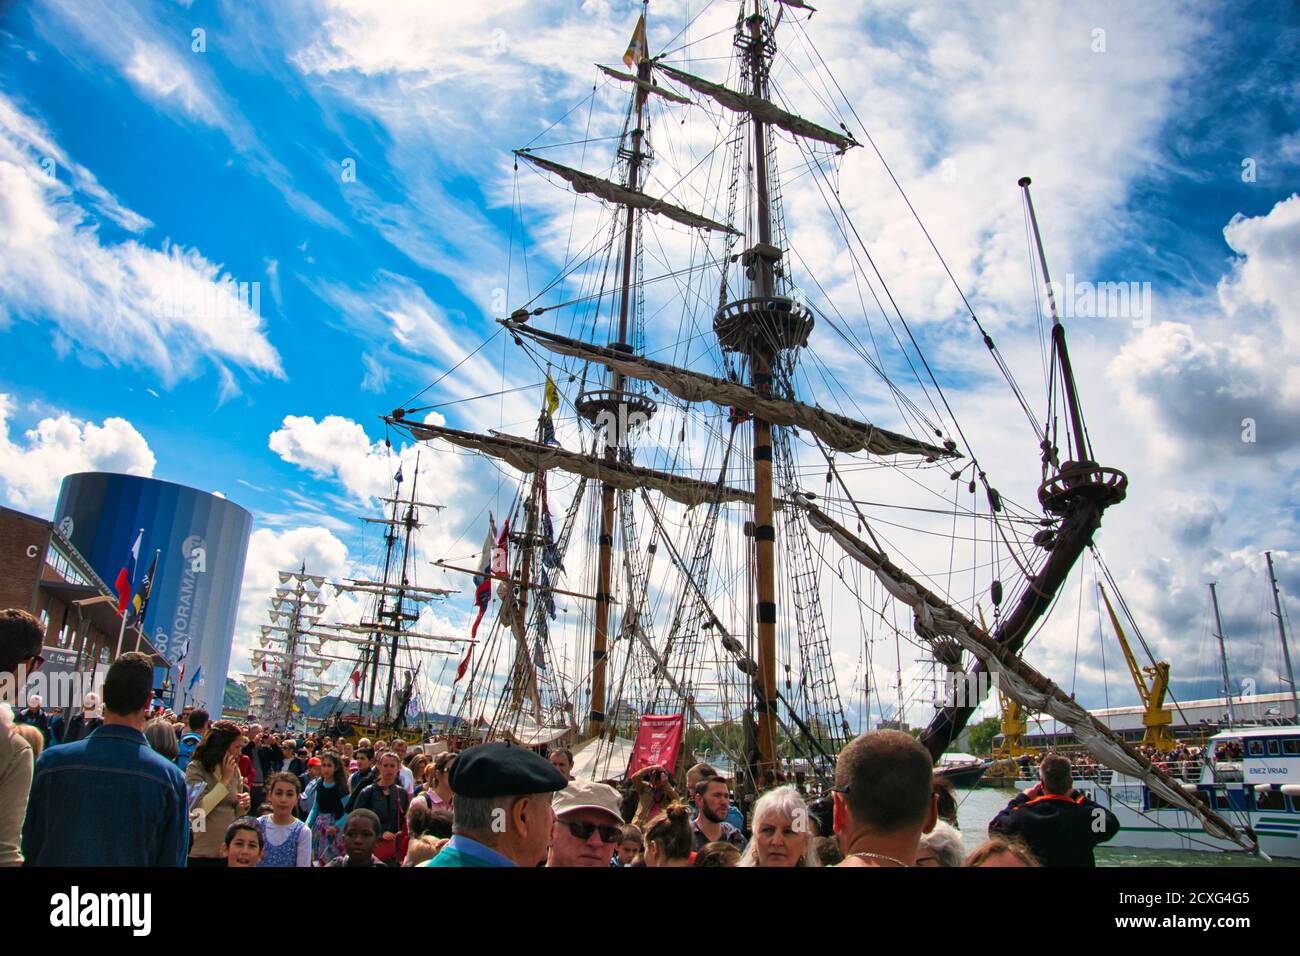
xmin=2 ymin=0 xmax=1298 ymax=726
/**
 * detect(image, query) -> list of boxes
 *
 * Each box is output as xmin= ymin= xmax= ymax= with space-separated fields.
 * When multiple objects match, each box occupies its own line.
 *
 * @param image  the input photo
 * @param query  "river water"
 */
xmin=954 ymin=786 xmax=1298 ymax=867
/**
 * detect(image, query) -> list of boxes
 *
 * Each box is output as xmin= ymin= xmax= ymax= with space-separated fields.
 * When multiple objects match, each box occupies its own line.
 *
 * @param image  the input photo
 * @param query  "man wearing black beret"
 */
xmin=420 ymin=741 xmax=568 ymax=867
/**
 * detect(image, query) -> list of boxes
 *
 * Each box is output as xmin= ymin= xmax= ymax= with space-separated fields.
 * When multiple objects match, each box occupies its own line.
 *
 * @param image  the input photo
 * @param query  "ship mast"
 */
xmin=744 ymin=0 xmax=782 ymax=782
xmin=1209 ymin=582 xmax=1238 ymax=727
xmin=588 ymin=9 xmax=652 ymax=740
xmin=1265 ymin=551 xmax=1300 ymax=721
xmin=382 ymin=455 xmax=421 ymax=724
xmin=363 ymin=478 xmax=403 ymax=715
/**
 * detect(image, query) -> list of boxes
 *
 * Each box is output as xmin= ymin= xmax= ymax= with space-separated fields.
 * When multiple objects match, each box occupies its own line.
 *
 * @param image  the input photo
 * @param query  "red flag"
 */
xmin=454 ymin=647 xmax=472 ymax=684
xmin=350 ymin=668 xmax=361 ymax=699
xmin=115 ymin=567 xmax=131 ymax=614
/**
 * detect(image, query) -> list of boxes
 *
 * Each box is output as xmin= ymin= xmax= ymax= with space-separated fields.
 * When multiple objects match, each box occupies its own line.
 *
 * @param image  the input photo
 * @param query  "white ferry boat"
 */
xmin=1017 ymin=726 xmax=1300 ymax=858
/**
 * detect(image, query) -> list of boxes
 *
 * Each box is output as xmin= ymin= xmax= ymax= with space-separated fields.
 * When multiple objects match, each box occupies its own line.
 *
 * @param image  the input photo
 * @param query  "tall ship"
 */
xmin=374 ymin=1 xmax=1258 ymax=854
xmin=243 ymin=463 xmax=467 ymax=741
xmin=241 ymin=567 xmax=338 ymax=731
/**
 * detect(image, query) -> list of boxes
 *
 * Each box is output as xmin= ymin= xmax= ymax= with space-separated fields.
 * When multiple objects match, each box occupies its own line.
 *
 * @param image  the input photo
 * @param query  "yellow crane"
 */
xmin=1098 ymin=582 xmax=1175 ymax=750
xmin=992 ymin=690 xmax=1028 ymax=758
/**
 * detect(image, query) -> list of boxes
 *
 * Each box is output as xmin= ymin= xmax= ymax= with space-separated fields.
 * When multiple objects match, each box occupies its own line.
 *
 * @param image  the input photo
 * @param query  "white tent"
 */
xmin=571 ymin=735 xmax=636 ymax=783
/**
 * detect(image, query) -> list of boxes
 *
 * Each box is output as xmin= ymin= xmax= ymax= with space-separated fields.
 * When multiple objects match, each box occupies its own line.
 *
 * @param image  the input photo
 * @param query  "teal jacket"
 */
xmin=421 ymin=834 xmax=516 ymax=867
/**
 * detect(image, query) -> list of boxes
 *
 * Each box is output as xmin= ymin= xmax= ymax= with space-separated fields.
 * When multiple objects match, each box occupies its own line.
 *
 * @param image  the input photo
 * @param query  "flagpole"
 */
xmin=112 ymin=608 xmax=129 ymax=662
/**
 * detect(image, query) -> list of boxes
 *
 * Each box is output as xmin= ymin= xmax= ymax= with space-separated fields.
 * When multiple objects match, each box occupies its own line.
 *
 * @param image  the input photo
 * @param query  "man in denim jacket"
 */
xmin=21 ymin=652 xmax=189 ymax=866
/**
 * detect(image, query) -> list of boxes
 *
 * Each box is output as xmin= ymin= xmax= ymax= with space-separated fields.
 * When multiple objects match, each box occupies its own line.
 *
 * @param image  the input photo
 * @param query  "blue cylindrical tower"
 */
xmin=53 ymin=473 xmax=252 ymax=713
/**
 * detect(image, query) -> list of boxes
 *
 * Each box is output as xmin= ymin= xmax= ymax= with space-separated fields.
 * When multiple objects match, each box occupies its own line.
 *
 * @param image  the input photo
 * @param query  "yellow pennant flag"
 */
xmin=544 ymin=375 xmax=560 ymax=416
xmin=623 ymin=14 xmax=648 ymax=68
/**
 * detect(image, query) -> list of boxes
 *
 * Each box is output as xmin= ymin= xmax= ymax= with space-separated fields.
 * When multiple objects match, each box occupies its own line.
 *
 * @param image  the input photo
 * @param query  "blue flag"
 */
xmin=188 ymin=666 xmax=203 ymax=691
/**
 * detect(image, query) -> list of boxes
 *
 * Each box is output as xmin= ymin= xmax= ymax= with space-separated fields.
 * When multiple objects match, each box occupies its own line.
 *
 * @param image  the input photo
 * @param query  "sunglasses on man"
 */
xmin=562 ymin=820 xmax=622 ymax=844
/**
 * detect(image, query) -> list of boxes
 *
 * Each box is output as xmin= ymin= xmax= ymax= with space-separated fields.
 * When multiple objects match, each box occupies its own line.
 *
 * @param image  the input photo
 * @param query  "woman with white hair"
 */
xmin=916 ymin=820 xmax=964 ymax=867
xmin=738 ymin=785 xmax=820 ymax=867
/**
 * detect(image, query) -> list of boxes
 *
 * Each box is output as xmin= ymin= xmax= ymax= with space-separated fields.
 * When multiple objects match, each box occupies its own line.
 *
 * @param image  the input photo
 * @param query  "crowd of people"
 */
xmin=1 ymin=608 xmax=1121 ymax=868
xmin=1012 ymin=742 xmax=1205 ymax=781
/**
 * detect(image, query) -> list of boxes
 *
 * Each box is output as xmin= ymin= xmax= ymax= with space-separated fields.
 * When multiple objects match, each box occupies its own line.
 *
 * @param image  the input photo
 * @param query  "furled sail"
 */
xmin=794 ymin=493 xmax=1254 ymax=851
xmin=395 ymin=420 xmax=759 ymax=510
xmin=654 ymin=62 xmax=857 ymax=152
xmin=597 ymin=64 xmax=693 ymax=105
xmin=504 ymin=319 xmax=955 ymax=458
xmin=515 ymin=151 xmax=739 ymax=235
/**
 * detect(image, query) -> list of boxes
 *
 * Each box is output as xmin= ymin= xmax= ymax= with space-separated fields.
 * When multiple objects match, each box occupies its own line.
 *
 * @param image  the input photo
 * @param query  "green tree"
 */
xmin=966 ymin=716 xmax=1001 ymax=756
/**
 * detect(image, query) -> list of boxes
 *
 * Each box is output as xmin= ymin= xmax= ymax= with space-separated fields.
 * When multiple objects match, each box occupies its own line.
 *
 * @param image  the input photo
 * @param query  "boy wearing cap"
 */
xmin=420 ymin=741 xmax=568 ymax=867
xmin=547 ymin=780 xmax=626 ymax=868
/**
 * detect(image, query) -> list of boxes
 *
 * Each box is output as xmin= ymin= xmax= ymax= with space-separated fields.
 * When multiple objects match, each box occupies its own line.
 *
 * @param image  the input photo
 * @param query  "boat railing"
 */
xmin=1012 ymin=760 xmax=1201 ymax=784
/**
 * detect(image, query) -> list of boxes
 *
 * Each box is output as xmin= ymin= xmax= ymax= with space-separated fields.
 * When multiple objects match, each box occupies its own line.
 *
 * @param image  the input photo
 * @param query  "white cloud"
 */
xmin=269 ymin=414 xmax=407 ymax=503
xmin=1110 ymin=195 xmax=1300 ymax=459
xmin=0 ymin=392 xmax=155 ymax=516
xmin=0 ymin=93 xmax=284 ymax=387
xmin=123 ymin=39 xmax=223 ymax=125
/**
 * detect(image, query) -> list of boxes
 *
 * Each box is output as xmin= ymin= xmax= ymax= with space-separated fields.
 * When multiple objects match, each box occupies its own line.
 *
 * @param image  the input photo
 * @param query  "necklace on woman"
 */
xmin=849 ymin=851 xmax=908 ymax=867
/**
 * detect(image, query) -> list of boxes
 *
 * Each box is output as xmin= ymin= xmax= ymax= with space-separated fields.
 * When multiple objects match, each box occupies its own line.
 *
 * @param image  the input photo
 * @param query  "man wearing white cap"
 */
xmin=547 ymin=779 xmax=626 ymax=868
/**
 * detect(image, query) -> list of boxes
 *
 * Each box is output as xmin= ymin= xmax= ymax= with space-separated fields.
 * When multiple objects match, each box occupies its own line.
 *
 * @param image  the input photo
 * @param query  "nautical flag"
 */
xmin=544 ymin=375 xmax=560 ymax=416
xmin=128 ymin=551 xmax=158 ymax=628
xmin=115 ymin=529 xmax=143 ymax=614
xmin=406 ymin=693 xmax=420 ymax=719
xmin=459 ymin=518 xmax=498 ymax=684
xmin=623 ymin=13 xmax=648 ymax=67
xmin=540 ymin=568 xmax=557 ymax=621
xmin=454 ymin=645 xmax=473 ymax=684
xmin=394 ymin=463 xmax=404 ymax=484
xmin=471 ymin=519 xmax=496 ymax=639
xmin=491 ymin=519 xmax=510 ymax=576
xmin=541 ymin=415 xmax=559 ymax=448
xmin=350 ymin=668 xmax=361 ymax=698
xmin=541 ymin=504 xmax=561 ymax=570
xmin=188 ymin=666 xmax=203 ymax=691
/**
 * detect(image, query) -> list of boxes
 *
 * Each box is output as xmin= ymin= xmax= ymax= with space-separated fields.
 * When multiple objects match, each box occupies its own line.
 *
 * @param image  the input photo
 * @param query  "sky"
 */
xmin=1 ymin=0 xmax=1298 ymax=731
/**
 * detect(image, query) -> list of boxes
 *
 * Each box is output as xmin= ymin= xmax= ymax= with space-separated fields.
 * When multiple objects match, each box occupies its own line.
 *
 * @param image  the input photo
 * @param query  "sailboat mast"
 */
xmin=1209 ymin=582 xmax=1238 ymax=726
xmin=747 ymin=0 xmax=781 ymax=783
xmin=365 ymin=483 xmax=402 ymax=715
xmin=383 ymin=456 xmax=420 ymax=724
xmin=589 ymin=34 xmax=652 ymax=740
xmin=511 ymin=488 xmax=543 ymax=719
xmin=1265 ymin=551 xmax=1300 ymax=720
xmin=282 ymin=561 xmax=306 ymax=728
xmin=1020 ymin=177 xmax=1090 ymax=463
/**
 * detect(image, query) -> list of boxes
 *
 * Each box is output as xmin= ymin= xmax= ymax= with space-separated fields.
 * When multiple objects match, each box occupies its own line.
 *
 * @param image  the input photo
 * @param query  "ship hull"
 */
xmin=1015 ymin=778 xmax=1300 ymax=860
xmin=936 ymin=762 xmax=988 ymax=789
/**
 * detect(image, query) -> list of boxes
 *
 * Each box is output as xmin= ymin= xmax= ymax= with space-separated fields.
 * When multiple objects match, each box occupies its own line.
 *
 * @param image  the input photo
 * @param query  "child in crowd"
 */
xmin=221 ymin=817 xmax=264 ymax=868
xmin=326 ymin=809 xmax=384 ymax=867
xmin=256 ymin=771 xmax=311 ymax=867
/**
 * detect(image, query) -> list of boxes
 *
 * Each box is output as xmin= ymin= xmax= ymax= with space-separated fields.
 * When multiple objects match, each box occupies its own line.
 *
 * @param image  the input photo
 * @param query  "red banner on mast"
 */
xmin=627 ymin=714 xmax=685 ymax=778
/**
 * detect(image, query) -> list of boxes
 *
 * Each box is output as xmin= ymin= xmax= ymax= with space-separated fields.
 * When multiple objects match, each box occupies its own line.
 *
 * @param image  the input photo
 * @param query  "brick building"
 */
xmin=0 ymin=505 xmax=166 ymax=710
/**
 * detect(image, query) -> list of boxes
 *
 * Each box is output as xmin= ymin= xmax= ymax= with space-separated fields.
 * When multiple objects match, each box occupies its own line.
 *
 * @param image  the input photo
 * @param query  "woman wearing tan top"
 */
xmin=184 ymin=720 xmax=250 ymax=866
